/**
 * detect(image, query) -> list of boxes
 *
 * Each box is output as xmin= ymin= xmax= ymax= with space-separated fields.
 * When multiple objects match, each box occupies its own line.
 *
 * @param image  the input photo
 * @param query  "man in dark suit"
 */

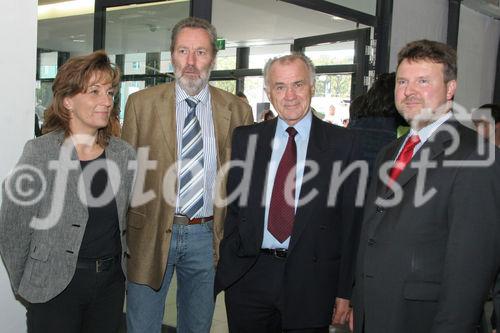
xmin=352 ymin=40 xmax=500 ymax=333
xmin=215 ymin=53 xmax=362 ymax=332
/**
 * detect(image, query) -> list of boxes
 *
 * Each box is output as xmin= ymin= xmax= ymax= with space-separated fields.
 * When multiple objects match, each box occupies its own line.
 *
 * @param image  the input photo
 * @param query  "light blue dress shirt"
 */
xmin=261 ymin=111 xmax=312 ymax=249
xmin=396 ymin=112 xmax=452 ymax=159
xmin=174 ymin=83 xmax=217 ymax=217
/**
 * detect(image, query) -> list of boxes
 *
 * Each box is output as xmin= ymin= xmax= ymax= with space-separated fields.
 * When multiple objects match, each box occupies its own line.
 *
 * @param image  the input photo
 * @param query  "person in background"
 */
xmin=260 ymin=108 xmax=275 ymax=121
xmin=215 ymin=53 xmax=361 ymax=332
xmin=122 ymin=17 xmax=253 ymax=333
xmin=472 ymin=103 xmax=500 ymax=333
xmin=472 ymin=103 xmax=500 ymax=147
xmin=347 ymin=72 xmax=407 ymax=175
xmin=0 ymin=51 xmax=136 ymax=333
xmin=324 ymin=104 xmax=337 ymax=124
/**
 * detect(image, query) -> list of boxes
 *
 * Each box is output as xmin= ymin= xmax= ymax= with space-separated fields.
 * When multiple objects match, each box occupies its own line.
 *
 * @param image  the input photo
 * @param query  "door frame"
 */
xmin=93 ymin=0 xmax=208 ymax=51
xmin=293 ymin=28 xmax=371 ymax=99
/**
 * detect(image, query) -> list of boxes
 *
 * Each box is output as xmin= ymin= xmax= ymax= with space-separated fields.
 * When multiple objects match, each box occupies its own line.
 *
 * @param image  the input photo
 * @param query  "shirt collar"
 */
xmin=276 ymin=109 xmax=312 ymax=139
xmin=175 ymin=82 xmax=210 ymax=106
xmin=409 ymin=112 xmax=452 ymax=143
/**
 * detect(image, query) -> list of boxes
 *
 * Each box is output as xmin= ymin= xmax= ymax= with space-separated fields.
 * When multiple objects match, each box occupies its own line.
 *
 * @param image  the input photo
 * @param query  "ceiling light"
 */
xmin=38 ymin=0 xmax=93 ymax=20
xmin=331 ymin=16 xmax=346 ymax=21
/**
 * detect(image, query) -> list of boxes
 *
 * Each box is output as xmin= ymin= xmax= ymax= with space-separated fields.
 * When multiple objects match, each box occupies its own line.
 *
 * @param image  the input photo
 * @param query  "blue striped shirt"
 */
xmin=175 ymin=83 xmax=217 ymax=217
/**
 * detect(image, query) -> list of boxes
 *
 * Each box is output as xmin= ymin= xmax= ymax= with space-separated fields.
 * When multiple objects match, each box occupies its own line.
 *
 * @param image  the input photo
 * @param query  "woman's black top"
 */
xmin=78 ymin=151 xmax=121 ymax=259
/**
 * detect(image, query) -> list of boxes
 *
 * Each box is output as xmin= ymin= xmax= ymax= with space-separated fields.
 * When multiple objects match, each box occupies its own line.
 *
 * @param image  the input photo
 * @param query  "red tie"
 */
xmin=268 ymin=127 xmax=297 ymax=243
xmin=389 ymin=134 xmax=421 ymax=184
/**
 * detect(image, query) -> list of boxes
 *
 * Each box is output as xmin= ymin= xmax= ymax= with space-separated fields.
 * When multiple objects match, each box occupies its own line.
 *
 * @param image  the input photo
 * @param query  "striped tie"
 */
xmin=179 ymin=97 xmax=204 ymax=218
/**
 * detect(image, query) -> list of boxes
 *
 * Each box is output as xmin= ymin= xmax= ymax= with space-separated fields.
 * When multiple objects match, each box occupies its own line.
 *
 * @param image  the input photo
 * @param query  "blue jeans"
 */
xmin=126 ymin=221 xmax=215 ymax=333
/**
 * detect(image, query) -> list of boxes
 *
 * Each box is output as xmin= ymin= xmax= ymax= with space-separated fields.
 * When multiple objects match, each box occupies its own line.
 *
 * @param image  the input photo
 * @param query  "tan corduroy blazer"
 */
xmin=122 ymin=82 xmax=253 ymax=289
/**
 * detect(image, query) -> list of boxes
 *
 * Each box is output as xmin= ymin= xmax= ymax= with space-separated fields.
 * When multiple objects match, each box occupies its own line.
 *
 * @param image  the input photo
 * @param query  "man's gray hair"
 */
xmin=170 ymin=17 xmax=218 ymax=56
xmin=263 ymin=53 xmax=316 ymax=89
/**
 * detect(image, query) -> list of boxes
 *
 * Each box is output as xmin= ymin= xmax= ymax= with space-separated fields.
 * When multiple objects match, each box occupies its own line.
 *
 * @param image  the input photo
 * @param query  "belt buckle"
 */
xmin=174 ymin=214 xmax=190 ymax=225
xmin=274 ymin=248 xmax=287 ymax=259
xmin=96 ymin=257 xmax=114 ymax=273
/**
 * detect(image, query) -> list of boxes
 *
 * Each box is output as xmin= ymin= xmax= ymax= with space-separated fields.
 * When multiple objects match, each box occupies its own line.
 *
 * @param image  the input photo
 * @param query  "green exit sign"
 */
xmin=216 ymin=38 xmax=226 ymax=50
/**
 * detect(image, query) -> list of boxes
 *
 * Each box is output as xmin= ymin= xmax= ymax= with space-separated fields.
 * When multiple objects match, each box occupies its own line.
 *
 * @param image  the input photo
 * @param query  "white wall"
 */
xmin=0 ymin=1 xmax=37 ymax=331
xmin=389 ymin=0 xmax=448 ymax=70
xmin=455 ymin=5 xmax=500 ymax=111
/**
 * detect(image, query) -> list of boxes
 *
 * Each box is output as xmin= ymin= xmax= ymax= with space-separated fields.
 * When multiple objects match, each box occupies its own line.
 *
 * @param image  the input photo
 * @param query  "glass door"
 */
xmin=293 ymin=28 xmax=372 ymax=125
xmin=96 ymin=0 xmax=190 ymax=121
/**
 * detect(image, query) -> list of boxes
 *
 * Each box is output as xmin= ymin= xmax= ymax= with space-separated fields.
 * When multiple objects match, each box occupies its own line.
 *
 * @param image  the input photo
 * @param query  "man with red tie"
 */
xmin=351 ymin=40 xmax=500 ymax=333
xmin=215 ymin=53 xmax=362 ymax=332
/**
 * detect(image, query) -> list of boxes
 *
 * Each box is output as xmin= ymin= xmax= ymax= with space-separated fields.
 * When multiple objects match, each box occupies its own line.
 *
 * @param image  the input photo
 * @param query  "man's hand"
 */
xmin=332 ymin=297 xmax=351 ymax=326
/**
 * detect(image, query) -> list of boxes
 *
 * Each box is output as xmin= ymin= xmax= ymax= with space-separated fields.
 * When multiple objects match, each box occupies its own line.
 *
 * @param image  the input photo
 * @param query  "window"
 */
xmin=37 ymin=0 xmax=95 ymax=120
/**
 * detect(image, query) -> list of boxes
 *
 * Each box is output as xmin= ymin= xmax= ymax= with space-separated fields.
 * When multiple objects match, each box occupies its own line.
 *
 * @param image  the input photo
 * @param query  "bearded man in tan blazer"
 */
xmin=121 ymin=17 xmax=253 ymax=333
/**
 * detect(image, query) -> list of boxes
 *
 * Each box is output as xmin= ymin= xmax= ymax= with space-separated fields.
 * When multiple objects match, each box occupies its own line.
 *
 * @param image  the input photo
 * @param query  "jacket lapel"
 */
xmin=104 ymin=138 xmax=128 ymax=226
xmin=379 ymin=119 xmax=455 ymax=201
xmin=288 ymin=116 xmax=329 ymax=254
xmin=249 ymin=119 xmax=277 ymax=251
xmin=153 ymin=84 xmax=177 ymax=162
xmin=377 ymin=137 xmax=406 ymax=200
xmin=210 ymin=86 xmax=232 ymax=168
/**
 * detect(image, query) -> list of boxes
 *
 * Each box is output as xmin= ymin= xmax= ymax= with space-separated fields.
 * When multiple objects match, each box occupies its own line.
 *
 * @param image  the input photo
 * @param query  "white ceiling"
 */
xmin=213 ymin=0 xmax=362 ymax=43
xmin=37 ymin=0 xmax=368 ymax=56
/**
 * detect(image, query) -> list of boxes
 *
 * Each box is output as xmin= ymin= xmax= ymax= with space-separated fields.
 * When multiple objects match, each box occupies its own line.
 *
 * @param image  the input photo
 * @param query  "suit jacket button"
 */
xmin=368 ymin=238 xmax=376 ymax=246
xmin=376 ymin=206 xmax=384 ymax=213
xmin=166 ymin=229 xmax=172 ymax=233
xmin=312 ymin=257 xmax=317 ymax=262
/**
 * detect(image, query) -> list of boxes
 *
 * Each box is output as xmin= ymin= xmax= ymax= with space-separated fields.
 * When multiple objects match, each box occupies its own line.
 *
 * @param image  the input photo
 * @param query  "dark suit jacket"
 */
xmin=353 ymin=118 xmax=500 ymax=333
xmin=215 ymin=115 xmax=362 ymax=329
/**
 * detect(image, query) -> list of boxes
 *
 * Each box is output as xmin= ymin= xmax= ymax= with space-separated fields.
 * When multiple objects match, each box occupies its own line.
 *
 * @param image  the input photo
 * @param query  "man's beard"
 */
xmin=174 ymin=64 xmax=212 ymax=96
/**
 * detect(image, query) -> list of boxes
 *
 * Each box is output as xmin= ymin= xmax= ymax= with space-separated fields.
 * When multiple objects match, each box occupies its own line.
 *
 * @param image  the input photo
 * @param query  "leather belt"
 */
xmin=260 ymin=248 xmax=288 ymax=258
xmin=173 ymin=214 xmax=213 ymax=225
xmin=76 ymin=255 xmax=120 ymax=273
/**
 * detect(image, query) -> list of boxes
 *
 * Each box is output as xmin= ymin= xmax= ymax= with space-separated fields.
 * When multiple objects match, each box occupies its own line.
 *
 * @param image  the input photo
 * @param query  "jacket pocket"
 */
xmin=28 ymin=243 xmax=51 ymax=287
xmin=403 ymin=281 xmax=441 ymax=301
